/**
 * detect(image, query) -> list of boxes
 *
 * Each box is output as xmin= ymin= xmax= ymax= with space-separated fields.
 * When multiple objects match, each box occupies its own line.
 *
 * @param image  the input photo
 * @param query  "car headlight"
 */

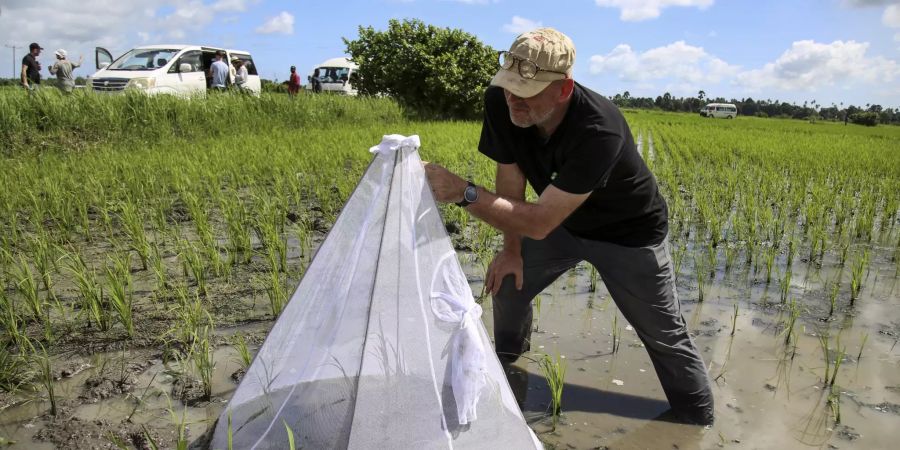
xmin=126 ymin=77 xmax=156 ymax=90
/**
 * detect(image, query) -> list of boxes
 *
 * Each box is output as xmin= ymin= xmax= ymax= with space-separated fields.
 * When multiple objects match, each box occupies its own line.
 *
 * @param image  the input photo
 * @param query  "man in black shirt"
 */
xmin=21 ymin=42 xmax=43 ymax=90
xmin=424 ymin=28 xmax=714 ymax=425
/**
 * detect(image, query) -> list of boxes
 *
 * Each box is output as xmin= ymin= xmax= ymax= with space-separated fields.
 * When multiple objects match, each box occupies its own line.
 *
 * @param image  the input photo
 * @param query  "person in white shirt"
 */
xmin=232 ymin=57 xmax=249 ymax=91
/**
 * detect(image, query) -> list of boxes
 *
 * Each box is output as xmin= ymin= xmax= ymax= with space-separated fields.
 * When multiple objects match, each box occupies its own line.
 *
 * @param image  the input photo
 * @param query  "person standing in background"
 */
xmin=288 ymin=65 xmax=300 ymax=97
xmin=49 ymin=49 xmax=83 ymax=93
xmin=21 ymin=42 xmax=43 ymax=91
xmin=311 ymin=68 xmax=322 ymax=94
xmin=208 ymin=50 xmax=229 ymax=91
xmin=233 ymin=57 xmax=249 ymax=91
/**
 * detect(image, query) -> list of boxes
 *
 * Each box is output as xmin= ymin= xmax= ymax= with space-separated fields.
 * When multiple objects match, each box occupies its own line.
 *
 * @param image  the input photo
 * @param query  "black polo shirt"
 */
xmin=478 ymin=83 xmax=668 ymax=247
xmin=22 ymin=54 xmax=41 ymax=84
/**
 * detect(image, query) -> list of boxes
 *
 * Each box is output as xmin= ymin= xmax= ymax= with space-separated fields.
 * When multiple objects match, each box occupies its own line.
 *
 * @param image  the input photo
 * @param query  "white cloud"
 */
xmin=255 ymin=12 xmax=295 ymax=35
xmin=0 ymin=0 xmax=256 ymax=62
xmin=594 ymin=0 xmax=714 ymax=21
xmin=735 ymin=40 xmax=899 ymax=91
xmin=884 ymin=4 xmax=900 ymax=27
xmin=502 ymin=16 xmax=543 ymax=34
xmin=589 ymin=41 xmax=739 ymax=86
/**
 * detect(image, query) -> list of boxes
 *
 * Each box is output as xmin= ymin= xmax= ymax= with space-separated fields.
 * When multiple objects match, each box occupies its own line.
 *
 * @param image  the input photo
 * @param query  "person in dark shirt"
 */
xmin=288 ymin=65 xmax=301 ymax=97
xmin=21 ymin=42 xmax=43 ymax=91
xmin=424 ymin=28 xmax=714 ymax=426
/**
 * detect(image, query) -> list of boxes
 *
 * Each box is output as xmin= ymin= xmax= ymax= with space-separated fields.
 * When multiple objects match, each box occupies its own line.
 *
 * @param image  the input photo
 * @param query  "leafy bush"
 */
xmin=849 ymin=112 xmax=878 ymax=127
xmin=344 ymin=19 xmax=497 ymax=120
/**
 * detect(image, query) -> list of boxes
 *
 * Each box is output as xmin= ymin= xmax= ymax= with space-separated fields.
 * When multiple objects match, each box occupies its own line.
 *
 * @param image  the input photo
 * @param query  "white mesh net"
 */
xmin=211 ymin=135 xmax=541 ymax=449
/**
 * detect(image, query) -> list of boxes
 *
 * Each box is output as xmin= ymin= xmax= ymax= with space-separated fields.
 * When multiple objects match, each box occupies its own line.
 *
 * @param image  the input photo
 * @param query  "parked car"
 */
xmin=306 ymin=57 xmax=358 ymax=95
xmin=700 ymin=103 xmax=737 ymax=119
xmin=87 ymin=45 xmax=261 ymax=97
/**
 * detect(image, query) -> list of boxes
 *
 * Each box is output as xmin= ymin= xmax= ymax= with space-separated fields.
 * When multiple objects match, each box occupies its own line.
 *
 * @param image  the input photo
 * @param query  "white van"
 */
xmin=700 ymin=103 xmax=737 ymax=119
xmin=306 ymin=57 xmax=358 ymax=95
xmin=88 ymin=45 xmax=261 ymax=97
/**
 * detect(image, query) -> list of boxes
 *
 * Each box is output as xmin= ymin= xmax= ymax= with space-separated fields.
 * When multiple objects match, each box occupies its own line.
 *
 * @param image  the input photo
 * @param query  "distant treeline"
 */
xmin=609 ymin=91 xmax=899 ymax=126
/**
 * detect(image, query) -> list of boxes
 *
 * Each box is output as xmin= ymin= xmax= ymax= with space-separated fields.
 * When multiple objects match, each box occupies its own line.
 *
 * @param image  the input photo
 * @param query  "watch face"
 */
xmin=464 ymin=185 xmax=478 ymax=203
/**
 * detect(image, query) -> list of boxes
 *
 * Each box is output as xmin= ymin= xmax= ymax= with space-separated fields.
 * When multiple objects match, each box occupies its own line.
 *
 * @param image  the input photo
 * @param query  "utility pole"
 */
xmin=4 ymin=44 xmax=24 ymax=80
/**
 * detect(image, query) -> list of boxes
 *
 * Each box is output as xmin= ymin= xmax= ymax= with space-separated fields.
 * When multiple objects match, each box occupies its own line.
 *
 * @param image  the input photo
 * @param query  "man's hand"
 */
xmin=423 ymin=162 xmax=467 ymax=204
xmin=485 ymin=249 xmax=523 ymax=295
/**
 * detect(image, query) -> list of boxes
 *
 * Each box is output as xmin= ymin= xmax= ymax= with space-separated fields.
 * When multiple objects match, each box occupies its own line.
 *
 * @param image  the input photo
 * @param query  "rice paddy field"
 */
xmin=0 ymin=88 xmax=898 ymax=449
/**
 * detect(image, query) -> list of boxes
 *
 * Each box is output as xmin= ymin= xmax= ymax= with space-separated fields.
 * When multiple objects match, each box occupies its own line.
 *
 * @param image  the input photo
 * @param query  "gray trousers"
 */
xmin=493 ymin=227 xmax=714 ymax=424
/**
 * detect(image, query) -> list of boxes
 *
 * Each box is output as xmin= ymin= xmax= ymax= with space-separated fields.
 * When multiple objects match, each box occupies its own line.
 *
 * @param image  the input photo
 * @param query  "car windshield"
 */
xmin=315 ymin=66 xmax=350 ymax=83
xmin=108 ymin=49 xmax=179 ymax=71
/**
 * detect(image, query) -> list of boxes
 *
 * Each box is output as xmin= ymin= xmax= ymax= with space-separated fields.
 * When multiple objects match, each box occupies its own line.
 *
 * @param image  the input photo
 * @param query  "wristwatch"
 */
xmin=456 ymin=181 xmax=478 ymax=207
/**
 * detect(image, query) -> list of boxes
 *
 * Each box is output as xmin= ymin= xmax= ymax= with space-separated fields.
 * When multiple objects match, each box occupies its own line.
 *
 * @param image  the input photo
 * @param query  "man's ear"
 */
xmin=559 ymin=78 xmax=575 ymax=102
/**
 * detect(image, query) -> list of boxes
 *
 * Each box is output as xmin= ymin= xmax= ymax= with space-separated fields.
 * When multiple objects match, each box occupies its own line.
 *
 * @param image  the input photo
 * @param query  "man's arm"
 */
xmin=495 ymin=163 xmax=526 ymax=252
xmin=424 ymin=163 xmax=590 ymax=241
xmin=21 ymin=64 xmax=28 ymax=87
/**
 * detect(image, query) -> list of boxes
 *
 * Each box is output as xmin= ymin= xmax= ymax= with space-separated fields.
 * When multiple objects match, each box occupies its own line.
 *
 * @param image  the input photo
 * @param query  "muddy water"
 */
xmin=1 ymin=247 xmax=898 ymax=449
xmin=466 ymin=250 xmax=900 ymax=450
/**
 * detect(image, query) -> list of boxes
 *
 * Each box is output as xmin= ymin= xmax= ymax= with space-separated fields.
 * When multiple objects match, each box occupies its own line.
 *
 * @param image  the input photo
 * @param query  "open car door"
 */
xmin=95 ymin=47 xmax=114 ymax=70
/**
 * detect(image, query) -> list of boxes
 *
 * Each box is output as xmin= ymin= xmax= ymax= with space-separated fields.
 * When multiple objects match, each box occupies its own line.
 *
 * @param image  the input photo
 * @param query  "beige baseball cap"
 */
xmin=491 ymin=27 xmax=575 ymax=98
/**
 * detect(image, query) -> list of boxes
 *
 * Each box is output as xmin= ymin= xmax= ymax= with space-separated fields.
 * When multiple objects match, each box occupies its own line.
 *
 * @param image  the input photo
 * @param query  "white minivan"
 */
xmin=88 ymin=45 xmax=261 ymax=97
xmin=700 ymin=103 xmax=738 ymax=119
xmin=306 ymin=57 xmax=358 ymax=95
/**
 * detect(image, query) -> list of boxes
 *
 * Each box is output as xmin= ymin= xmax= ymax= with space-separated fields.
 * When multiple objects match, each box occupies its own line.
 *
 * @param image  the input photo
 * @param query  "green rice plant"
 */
xmin=150 ymin=242 xmax=169 ymax=292
xmin=730 ymin=302 xmax=739 ymax=337
xmin=781 ymin=298 xmax=800 ymax=347
xmin=34 ymin=343 xmax=57 ymax=416
xmin=168 ymin=287 xmax=211 ymax=347
xmin=849 ymin=249 xmax=869 ymax=304
xmin=178 ymin=239 xmax=208 ymax=297
xmin=232 ymin=333 xmax=253 ymax=369
xmin=12 ymin=254 xmax=44 ymax=323
xmin=284 ymin=420 xmax=296 ymax=450
xmin=227 ymin=412 xmax=234 ymax=450
xmin=588 ymin=265 xmax=599 ymax=292
xmin=264 ymin=270 xmax=288 ymax=317
xmin=221 ymin=192 xmax=253 ymax=265
xmin=827 ymin=391 xmax=841 ymax=424
xmin=611 ymin=312 xmax=621 ymax=354
xmin=191 ymin=325 xmax=215 ymax=399
xmin=779 ymin=267 xmax=792 ymax=303
xmin=856 ymin=332 xmax=868 ymax=361
xmin=827 ymin=280 xmax=840 ymax=318
xmin=25 ymin=233 xmax=58 ymax=299
xmin=105 ymin=252 xmax=134 ymax=338
xmin=0 ymin=345 xmax=33 ymax=394
xmin=0 ymin=289 xmax=30 ymax=351
xmin=763 ymin=244 xmax=777 ymax=284
xmin=120 ymin=199 xmax=151 ymax=270
xmin=537 ymin=352 xmax=567 ymax=430
xmin=694 ymin=254 xmax=707 ymax=303
xmin=65 ymin=250 xmax=109 ymax=331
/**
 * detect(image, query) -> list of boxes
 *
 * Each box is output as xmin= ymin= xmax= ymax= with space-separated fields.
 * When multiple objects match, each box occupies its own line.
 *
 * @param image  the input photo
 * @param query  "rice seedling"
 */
xmin=827 ymin=280 xmax=840 ymax=318
xmin=856 ymin=332 xmax=868 ymax=361
xmin=178 ymin=239 xmax=208 ymax=297
xmin=65 ymin=250 xmax=109 ymax=331
xmin=284 ymin=420 xmax=296 ymax=450
xmin=150 ymin=242 xmax=169 ymax=293
xmin=34 ymin=343 xmax=57 ymax=415
xmin=0 ymin=345 xmax=33 ymax=394
xmin=694 ymin=254 xmax=707 ymax=303
xmin=191 ymin=325 xmax=215 ymax=399
xmin=232 ymin=333 xmax=253 ymax=369
xmin=537 ymin=352 xmax=567 ymax=430
xmin=730 ymin=302 xmax=739 ymax=337
xmin=105 ymin=253 xmax=135 ymax=338
xmin=264 ymin=270 xmax=288 ymax=317
xmin=781 ymin=298 xmax=800 ymax=347
xmin=779 ymin=268 xmax=792 ymax=303
xmin=611 ymin=312 xmax=621 ymax=354
xmin=12 ymin=254 xmax=45 ymax=323
xmin=588 ymin=265 xmax=599 ymax=293
xmin=849 ymin=249 xmax=869 ymax=304
xmin=120 ymin=199 xmax=151 ymax=270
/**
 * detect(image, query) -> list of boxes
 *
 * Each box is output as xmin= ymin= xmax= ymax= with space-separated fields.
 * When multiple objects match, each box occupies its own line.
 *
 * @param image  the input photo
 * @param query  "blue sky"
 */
xmin=1 ymin=0 xmax=898 ymax=107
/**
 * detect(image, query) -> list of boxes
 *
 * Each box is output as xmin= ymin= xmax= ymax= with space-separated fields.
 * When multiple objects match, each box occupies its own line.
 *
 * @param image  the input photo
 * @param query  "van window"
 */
xmin=316 ymin=66 xmax=350 ymax=83
xmin=109 ymin=48 xmax=179 ymax=71
xmin=168 ymin=50 xmax=202 ymax=73
xmin=233 ymin=55 xmax=258 ymax=76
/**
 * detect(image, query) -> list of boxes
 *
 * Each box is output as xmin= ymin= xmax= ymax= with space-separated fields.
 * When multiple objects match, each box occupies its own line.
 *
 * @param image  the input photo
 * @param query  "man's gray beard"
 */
xmin=510 ymin=105 xmax=556 ymax=129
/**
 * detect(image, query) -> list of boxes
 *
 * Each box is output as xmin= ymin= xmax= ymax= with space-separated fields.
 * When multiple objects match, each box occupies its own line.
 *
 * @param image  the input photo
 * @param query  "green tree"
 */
xmin=343 ymin=19 xmax=497 ymax=119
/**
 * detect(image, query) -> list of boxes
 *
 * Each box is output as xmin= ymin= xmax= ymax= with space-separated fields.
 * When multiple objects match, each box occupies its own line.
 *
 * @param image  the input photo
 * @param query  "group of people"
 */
xmin=21 ymin=42 xmax=83 ymax=93
xmin=287 ymin=66 xmax=322 ymax=97
xmin=208 ymin=50 xmax=249 ymax=92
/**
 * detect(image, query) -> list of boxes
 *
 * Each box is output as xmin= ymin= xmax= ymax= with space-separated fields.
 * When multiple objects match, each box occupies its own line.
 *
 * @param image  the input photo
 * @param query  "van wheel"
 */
xmin=727 ymin=115 xmax=734 ymax=119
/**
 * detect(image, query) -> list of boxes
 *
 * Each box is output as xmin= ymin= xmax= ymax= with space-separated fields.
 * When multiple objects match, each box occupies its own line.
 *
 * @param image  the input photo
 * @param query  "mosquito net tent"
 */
xmin=211 ymin=135 xmax=542 ymax=449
